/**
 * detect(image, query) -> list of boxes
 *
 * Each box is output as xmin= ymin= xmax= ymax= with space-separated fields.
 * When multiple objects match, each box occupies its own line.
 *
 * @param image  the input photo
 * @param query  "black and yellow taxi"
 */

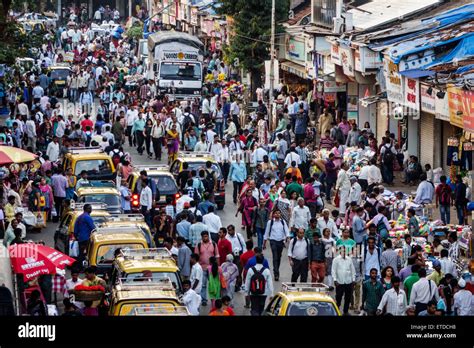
xmin=127 ymin=165 xmax=180 ymax=211
xmin=108 ymin=278 xmax=188 ymax=316
xmin=85 ymin=226 xmax=148 ymax=277
xmin=170 ymin=151 xmax=225 ymax=209
xmin=76 ymin=181 xmax=123 ymax=215
xmin=265 ymin=283 xmax=341 ymax=316
xmin=97 ymin=214 xmax=155 ymax=249
xmin=48 ymin=63 xmax=72 ymax=91
xmin=62 ymin=146 xmax=116 ymax=182
xmin=110 ymin=248 xmax=182 ymax=294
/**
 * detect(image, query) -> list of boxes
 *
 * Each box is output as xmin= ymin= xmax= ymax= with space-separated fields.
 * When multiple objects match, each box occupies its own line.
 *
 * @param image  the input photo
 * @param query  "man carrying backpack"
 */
xmin=245 ymin=254 xmax=273 ymax=316
xmin=435 ymin=175 xmax=452 ymax=224
xmin=380 ymin=137 xmax=396 ymax=186
xmin=287 ymin=228 xmax=310 ymax=282
xmin=263 ymin=209 xmax=290 ymax=281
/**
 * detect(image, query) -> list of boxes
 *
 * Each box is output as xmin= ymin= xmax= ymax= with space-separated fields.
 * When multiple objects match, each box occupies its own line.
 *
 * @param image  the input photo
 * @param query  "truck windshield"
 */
xmin=159 ymin=62 xmax=201 ymax=81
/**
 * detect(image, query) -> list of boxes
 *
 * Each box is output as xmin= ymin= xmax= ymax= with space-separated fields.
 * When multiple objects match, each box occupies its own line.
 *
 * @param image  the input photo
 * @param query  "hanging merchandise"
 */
xmin=447 ymin=137 xmax=460 ymax=166
xmin=460 ymin=141 xmax=473 ymax=171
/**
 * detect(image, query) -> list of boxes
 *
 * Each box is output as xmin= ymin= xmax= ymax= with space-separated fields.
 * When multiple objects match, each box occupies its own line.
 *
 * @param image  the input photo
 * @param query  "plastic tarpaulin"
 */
xmin=148 ymin=31 xmax=204 ymax=52
xmin=399 ymin=69 xmax=435 ymax=78
xmin=424 ymin=34 xmax=474 ymax=68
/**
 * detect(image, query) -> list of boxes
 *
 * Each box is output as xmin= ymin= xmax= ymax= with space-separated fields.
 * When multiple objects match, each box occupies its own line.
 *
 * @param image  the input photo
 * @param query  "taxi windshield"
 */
xmin=97 ymin=244 xmax=144 ymax=264
xmin=149 ymin=175 xmax=178 ymax=195
xmin=75 ymin=159 xmax=112 ymax=176
xmin=81 ymin=194 xmax=120 ymax=206
xmin=125 ymin=271 xmax=180 ymax=289
xmin=286 ymin=301 xmax=338 ymax=316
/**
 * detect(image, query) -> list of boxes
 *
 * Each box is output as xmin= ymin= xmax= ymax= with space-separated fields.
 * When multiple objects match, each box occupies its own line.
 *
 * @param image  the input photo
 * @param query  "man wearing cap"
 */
xmin=453 ymin=278 xmax=473 ymax=316
xmin=426 ymin=260 xmax=443 ymax=286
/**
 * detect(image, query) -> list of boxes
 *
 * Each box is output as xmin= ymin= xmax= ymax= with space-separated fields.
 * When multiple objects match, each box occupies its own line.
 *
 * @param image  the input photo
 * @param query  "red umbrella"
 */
xmin=8 ymin=244 xmax=76 ymax=281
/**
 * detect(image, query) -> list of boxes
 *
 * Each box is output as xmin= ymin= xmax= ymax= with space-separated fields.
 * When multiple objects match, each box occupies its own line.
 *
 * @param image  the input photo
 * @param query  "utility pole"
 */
xmin=269 ymin=0 xmax=275 ymax=129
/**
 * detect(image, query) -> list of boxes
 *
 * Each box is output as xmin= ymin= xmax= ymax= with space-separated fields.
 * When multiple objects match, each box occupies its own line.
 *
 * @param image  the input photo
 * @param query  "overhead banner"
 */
xmin=420 ymin=84 xmax=435 ymax=114
xmin=404 ymin=77 xmax=419 ymax=112
xmin=339 ymin=44 xmax=355 ymax=77
xmin=331 ymin=44 xmax=341 ymax=65
xmin=323 ymin=81 xmax=346 ymax=93
xmin=384 ymin=57 xmax=403 ymax=104
xmin=448 ymin=86 xmax=464 ymax=128
xmin=462 ymin=90 xmax=474 ymax=133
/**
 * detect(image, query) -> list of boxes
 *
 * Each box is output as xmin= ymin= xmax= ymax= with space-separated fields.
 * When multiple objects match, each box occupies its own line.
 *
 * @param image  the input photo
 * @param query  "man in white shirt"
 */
xmin=263 ymin=210 xmax=290 ymax=281
xmin=414 ymin=173 xmax=435 ymax=205
xmin=206 ymin=126 xmax=217 ymax=144
xmin=182 ymin=280 xmax=201 ymax=316
xmin=176 ymin=196 xmax=194 ymax=214
xmin=335 ymin=162 xmax=351 ymax=216
xmin=190 ymin=254 xmax=203 ymax=294
xmin=409 ymin=268 xmax=440 ymax=314
xmin=291 ymin=198 xmax=311 ymax=231
xmin=55 ymin=115 xmax=67 ymax=138
xmin=317 ymin=209 xmax=340 ymax=240
xmin=202 ymin=206 xmax=222 ymax=241
xmin=284 ymin=150 xmax=301 ymax=169
xmin=139 ymin=179 xmax=153 ymax=226
xmin=32 ymin=82 xmax=44 ymax=100
xmin=439 ymin=249 xmax=457 ymax=278
xmin=229 ymin=134 xmax=245 ymax=157
xmin=377 ymin=276 xmax=408 ymax=316
xmin=230 ymin=99 xmax=240 ymax=127
xmin=349 ymin=176 xmax=362 ymax=205
xmin=65 ymin=271 xmax=84 ymax=309
xmin=331 ymin=247 xmax=356 ymax=315
xmin=453 ymin=279 xmax=473 ymax=316
xmin=367 ymin=159 xmax=382 ymax=188
xmin=126 ymin=106 xmax=138 ymax=146
xmin=210 ymin=93 xmax=218 ymax=114
xmin=46 ymin=137 xmax=60 ymax=162
xmin=208 ymin=137 xmax=223 ymax=163
xmin=194 ymin=133 xmax=209 ymax=152
xmin=287 ymin=228 xmax=309 ymax=282
xmin=201 ymin=95 xmax=211 ymax=123
xmin=245 ymin=254 xmax=274 ymax=316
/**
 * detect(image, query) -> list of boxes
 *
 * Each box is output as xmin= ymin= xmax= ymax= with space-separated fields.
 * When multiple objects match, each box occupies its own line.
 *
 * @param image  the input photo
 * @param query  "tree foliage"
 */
xmin=0 ymin=0 xmax=47 ymax=65
xmin=217 ymin=0 xmax=289 ymax=88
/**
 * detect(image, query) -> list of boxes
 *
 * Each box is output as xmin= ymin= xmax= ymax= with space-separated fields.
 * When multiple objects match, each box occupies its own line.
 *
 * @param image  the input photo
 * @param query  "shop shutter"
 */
xmin=420 ymin=112 xmax=435 ymax=169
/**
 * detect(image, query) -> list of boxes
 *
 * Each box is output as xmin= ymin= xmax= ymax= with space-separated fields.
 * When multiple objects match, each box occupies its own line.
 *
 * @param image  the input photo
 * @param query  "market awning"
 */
xmin=280 ymin=61 xmax=308 ymax=80
xmin=399 ymin=69 xmax=436 ymax=79
xmin=359 ymin=93 xmax=387 ymax=107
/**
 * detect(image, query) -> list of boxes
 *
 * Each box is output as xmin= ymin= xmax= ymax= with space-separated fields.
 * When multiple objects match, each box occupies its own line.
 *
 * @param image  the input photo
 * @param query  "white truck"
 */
xmin=147 ymin=31 xmax=204 ymax=101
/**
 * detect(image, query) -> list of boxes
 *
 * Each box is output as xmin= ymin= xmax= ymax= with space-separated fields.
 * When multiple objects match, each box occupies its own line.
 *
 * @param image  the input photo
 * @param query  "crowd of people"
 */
xmin=1 ymin=9 xmax=472 ymax=317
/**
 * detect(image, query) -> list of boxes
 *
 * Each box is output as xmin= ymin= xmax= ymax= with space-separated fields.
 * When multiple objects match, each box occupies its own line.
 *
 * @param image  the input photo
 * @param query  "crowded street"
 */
xmin=0 ymin=0 xmax=473 ymax=321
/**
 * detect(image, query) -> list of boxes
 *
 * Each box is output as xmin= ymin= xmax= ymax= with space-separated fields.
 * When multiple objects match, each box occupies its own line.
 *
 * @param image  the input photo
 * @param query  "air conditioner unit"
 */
xmin=333 ymin=17 xmax=344 ymax=34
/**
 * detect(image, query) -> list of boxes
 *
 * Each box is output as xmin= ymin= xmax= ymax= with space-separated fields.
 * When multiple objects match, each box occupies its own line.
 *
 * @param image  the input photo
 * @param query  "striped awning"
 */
xmin=281 ymin=61 xmax=308 ymax=79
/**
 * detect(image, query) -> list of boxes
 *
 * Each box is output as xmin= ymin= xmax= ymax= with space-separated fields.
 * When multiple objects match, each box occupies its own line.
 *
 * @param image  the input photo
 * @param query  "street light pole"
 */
xmin=269 ymin=0 xmax=275 ymax=129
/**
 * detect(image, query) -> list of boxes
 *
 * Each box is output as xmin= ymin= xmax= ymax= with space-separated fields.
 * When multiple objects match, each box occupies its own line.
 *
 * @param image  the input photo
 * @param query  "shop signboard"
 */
xmin=384 ymin=57 xmax=404 ymax=105
xmin=347 ymin=95 xmax=358 ymax=121
xmin=190 ymin=7 xmax=198 ymax=25
xmin=447 ymin=86 xmax=464 ymax=128
xmin=286 ymin=37 xmax=305 ymax=63
xmin=355 ymin=47 xmax=382 ymax=72
xmin=462 ymin=90 xmax=474 ymax=133
xmin=323 ymin=81 xmax=346 ymax=93
xmin=339 ymin=44 xmax=354 ymax=77
xmin=420 ymin=84 xmax=435 ymax=114
xmin=434 ymin=88 xmax=449 ymax=121
xmin=331 ymin=43 xmax=341 ymax=65
xmin=324 ymin=93 xmax=336 ymax=103
xmin=162 ymin=0 xmax=169 ymax=25
xmin=404 ymin=77 xmax=419 ymax=112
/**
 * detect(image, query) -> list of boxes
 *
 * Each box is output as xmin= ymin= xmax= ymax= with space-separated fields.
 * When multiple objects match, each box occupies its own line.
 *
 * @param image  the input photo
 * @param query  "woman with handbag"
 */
xmin=207 ymin=256 xmax=224 ymax=309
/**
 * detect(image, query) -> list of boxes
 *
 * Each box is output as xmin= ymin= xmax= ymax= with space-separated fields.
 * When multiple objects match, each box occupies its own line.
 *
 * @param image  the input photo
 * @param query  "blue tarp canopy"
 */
xmin=399 ymin=69 xmax=435 ymax=78
xmin=424 ymin=33 xmax=474 ymax=68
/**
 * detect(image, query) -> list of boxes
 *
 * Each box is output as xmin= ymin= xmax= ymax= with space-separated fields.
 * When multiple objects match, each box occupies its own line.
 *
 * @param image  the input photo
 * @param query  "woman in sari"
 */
xmin=221 ymin=254 xmax=239 ymax=301
xmin=166 ymin=124 xmax=180 ymax=165
xmin=272 ymin=189 xmax=292 ymax=225
xmin=237 ymin=189 xmax=258 ymax=239
xmin=39 ymin=177 xmax=53 ymax=220
xmin=331 ymin=140 xmax=344 ymax=169
xmin=264 ymin=184 xmax=279 ymax=211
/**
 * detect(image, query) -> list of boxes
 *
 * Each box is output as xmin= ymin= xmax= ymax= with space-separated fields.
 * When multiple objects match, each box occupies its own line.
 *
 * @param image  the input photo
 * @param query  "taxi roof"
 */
xmin=69 ymin=209 xmax=110 ymax=217
xmin=91 ymin=232 xmax=147 ymax=243
xmin=76 ymin=187 xmax=120 ymax=195
xmin=281 ymin=292 xmax=336 ymax=302
xmin=66 ymin=153 xmax=111 ymax=160
xmin=176 ymin=151 xmax=216 ymax=163
xmin=279 ymin=283 xmax=336 ymax=303
xmin=113 ymin=288 xmax=179 ymax=302
xmin=115 ymin=258 xmax=178 ymax=273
